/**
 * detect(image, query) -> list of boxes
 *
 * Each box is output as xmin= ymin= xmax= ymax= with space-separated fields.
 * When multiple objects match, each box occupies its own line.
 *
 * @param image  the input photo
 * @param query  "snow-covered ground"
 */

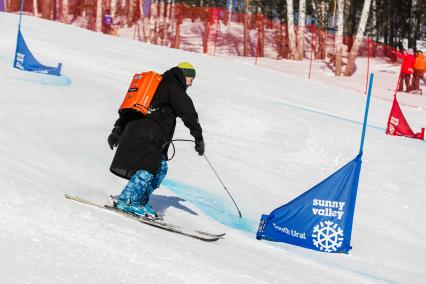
xmin=0 ymin=12 xmax=425 ymax=283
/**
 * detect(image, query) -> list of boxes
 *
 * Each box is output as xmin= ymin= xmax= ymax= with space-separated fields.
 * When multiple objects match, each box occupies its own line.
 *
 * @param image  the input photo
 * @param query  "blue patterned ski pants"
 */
xmin=118 ymin=160 xmax=168 ymax=206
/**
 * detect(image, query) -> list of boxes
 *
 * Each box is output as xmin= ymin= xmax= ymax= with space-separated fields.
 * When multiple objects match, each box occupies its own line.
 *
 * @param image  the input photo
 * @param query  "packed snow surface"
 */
xmin=0 ymin=12 xmax=425 ymax=283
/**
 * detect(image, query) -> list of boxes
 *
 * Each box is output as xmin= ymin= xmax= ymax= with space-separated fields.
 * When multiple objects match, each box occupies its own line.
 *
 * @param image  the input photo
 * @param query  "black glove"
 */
xmin=108 ymin=127 xmax=122 ymax=150
xmin=194 ymin=139 xmax=205 ymax=156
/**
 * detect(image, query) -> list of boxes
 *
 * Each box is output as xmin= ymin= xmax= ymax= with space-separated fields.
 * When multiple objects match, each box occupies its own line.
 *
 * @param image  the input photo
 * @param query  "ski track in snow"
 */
xmin=0 ymin=53 xmax=422 ymax=283
xmin=163 ymin=179 xmax=258 ymax=232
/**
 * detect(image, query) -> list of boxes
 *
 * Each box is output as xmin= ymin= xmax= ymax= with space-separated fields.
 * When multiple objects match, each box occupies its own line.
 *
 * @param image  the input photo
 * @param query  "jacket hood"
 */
xmin=162 ymin=67 xmax=188 ymax=90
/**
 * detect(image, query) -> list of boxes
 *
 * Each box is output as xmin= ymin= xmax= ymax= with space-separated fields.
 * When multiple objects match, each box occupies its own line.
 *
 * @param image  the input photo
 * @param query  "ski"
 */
xmin=64 ymin=194 xmax=225 ymax=242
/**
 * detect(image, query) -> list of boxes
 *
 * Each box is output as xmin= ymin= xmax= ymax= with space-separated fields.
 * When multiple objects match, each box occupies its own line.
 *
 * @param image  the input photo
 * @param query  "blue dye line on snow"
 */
xmin=277 ymin=99 xmax=386 ymax=131
xmin=276 ymin=99 xmax=426 ymax=143
xmin=163 ymin=179 xmax=395 ymax=283
xmin=163 ymin=178 xmax=258 ymax=233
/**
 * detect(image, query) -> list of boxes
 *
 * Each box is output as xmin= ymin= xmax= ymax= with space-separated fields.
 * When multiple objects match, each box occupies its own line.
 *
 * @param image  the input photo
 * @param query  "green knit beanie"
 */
xmin=177 ymin=62 xmax=196 ymax=78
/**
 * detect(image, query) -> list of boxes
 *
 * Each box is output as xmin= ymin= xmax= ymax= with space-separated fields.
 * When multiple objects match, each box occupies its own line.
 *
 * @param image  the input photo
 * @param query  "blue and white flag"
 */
xmin=256 ymin=153 xmax=363 ymax=254
xmin=14 ymin=29 xmax=62 ymax=76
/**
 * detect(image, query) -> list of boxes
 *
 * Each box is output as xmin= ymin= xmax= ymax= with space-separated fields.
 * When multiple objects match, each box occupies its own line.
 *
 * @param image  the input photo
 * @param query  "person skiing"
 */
xmin=107 ymin=62 xmax=205 ymax=219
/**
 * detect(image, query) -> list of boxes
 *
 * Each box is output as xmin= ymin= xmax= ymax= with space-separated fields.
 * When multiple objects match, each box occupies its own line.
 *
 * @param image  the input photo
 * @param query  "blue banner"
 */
xmin=14 ymin=29 xmax=62 ymax=76
xmin=0 ymin=0 xmax=5 ymax=12
xmin=256 ymin=153 xmax=362 ymax=254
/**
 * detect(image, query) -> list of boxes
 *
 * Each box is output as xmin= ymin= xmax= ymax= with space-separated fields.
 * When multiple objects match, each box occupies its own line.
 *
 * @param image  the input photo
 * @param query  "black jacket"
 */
xmin=110 ymin=67 xmax=203 ymax=179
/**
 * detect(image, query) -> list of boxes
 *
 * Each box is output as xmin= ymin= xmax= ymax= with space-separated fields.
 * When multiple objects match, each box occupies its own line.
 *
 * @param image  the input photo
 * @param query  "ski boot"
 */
xmin=115 ymin=199 xmax=148 ymax=217
xmin=142 ymin=204 xmax=162 ymax=220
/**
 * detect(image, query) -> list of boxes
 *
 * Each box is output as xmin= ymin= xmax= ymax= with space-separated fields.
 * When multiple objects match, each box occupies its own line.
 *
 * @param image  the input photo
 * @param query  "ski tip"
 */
xmin=196 ymin=231 xmax=226 ymax=238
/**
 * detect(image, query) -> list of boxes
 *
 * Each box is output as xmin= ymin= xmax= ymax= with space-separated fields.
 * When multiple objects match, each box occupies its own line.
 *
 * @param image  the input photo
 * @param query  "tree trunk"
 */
xmin=41 ymin=0 xmax=52 ymax=19
xmin=111 ymin=0 xmax=117 ymax=18
xmin=286 ymin=0 xmax=297 ymax=59
xmin=61 ymin=0 xmax=69 ymax=22
xmin=260 ymin=14 xmax=264 ymax=57
xmin=95 ymin=0 xmax=102 ymax=32
xmin=296 ymin=0 xmax=306 ymax=60
xmin=368 ymin=0 xmax=377 ymax=41
xmin=243 ymin=0 xmax=249 ymax=56
xmin=280 ymin=20 xmax=289 ymax=58
xmin=128 ymin=0 xmax=134 ymax=28
xmin=158 ymin=0 xmax=165 ymax=45
xmin=174 ymin=3 xmax=182 ymax=49
xmin=408 ymin=0 xmax=417 ymax=49
xmin=203 ymin=19 xmax=210 ymax=53
xmin=344 ymin=0 xmax=371 ymax=76
xmin=33 ymin=0 xmax=38 ymax=16
xmin=227 ymin=0 xmax=233 ymax=24
xmin=150 ymin=0 xmax=159 ymax=44
xmin=311 ymin=0 xmax=328 ymax=60
xmin=138 ymin=0 xmax=146 ymax=41
xmin=335 ymin=0 xmax=345 ymax=76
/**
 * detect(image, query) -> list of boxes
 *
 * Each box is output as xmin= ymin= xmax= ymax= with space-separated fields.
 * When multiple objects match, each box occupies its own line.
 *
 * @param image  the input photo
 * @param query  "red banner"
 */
xmin=386 ymin=97 xmax=425 ymax=140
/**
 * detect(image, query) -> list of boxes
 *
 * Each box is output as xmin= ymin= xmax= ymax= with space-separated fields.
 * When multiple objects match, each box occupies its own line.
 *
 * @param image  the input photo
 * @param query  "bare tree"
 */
xmin=345 ymin=0 xmax=371 ymax=76
xmin=335 ymin=0 xmax=345 ymax=76
xmin=287 ymin=0 xmax=297 ymax=59
xmin=296 ymin=0 xmax=306 ymax=60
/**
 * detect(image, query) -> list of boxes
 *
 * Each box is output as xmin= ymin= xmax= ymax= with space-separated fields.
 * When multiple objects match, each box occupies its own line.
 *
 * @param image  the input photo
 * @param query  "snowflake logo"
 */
xmin=312 ymin=221 xmax=344 ymax=252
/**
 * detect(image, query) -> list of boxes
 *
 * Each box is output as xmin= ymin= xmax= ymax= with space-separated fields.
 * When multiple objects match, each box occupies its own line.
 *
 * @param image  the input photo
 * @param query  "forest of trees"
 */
xmin=5 ymin=0 xmax=426 ymax=76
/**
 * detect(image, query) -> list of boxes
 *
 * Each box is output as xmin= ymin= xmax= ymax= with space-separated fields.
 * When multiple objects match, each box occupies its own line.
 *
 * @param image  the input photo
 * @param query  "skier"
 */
xmin=107 ymin=62 xmax=205 ymax=219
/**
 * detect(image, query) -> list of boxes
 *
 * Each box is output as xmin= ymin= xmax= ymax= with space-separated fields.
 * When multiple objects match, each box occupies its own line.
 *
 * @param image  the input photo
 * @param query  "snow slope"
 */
xmin=0 ymin=12 xmax=425 ymax=283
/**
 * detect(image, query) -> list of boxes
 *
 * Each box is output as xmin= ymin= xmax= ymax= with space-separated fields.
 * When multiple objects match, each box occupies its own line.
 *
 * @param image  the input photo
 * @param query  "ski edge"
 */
xmin=103 ymin=205 xmax=221 ymax=242
xmin=64 ymin=194 xmax=224 ymax=242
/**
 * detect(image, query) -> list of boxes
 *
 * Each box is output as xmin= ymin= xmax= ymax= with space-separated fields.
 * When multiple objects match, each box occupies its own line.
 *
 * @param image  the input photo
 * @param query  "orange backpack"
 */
xmin=119 ymin=71 xmax=162 ymax=115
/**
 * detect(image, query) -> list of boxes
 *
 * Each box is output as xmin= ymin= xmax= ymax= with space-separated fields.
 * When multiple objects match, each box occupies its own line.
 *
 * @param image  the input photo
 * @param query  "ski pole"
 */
xmin=166 ymin=139 xmax=243 ymax=218
xmin=202 ymin=154 xmax=242 ymax=218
